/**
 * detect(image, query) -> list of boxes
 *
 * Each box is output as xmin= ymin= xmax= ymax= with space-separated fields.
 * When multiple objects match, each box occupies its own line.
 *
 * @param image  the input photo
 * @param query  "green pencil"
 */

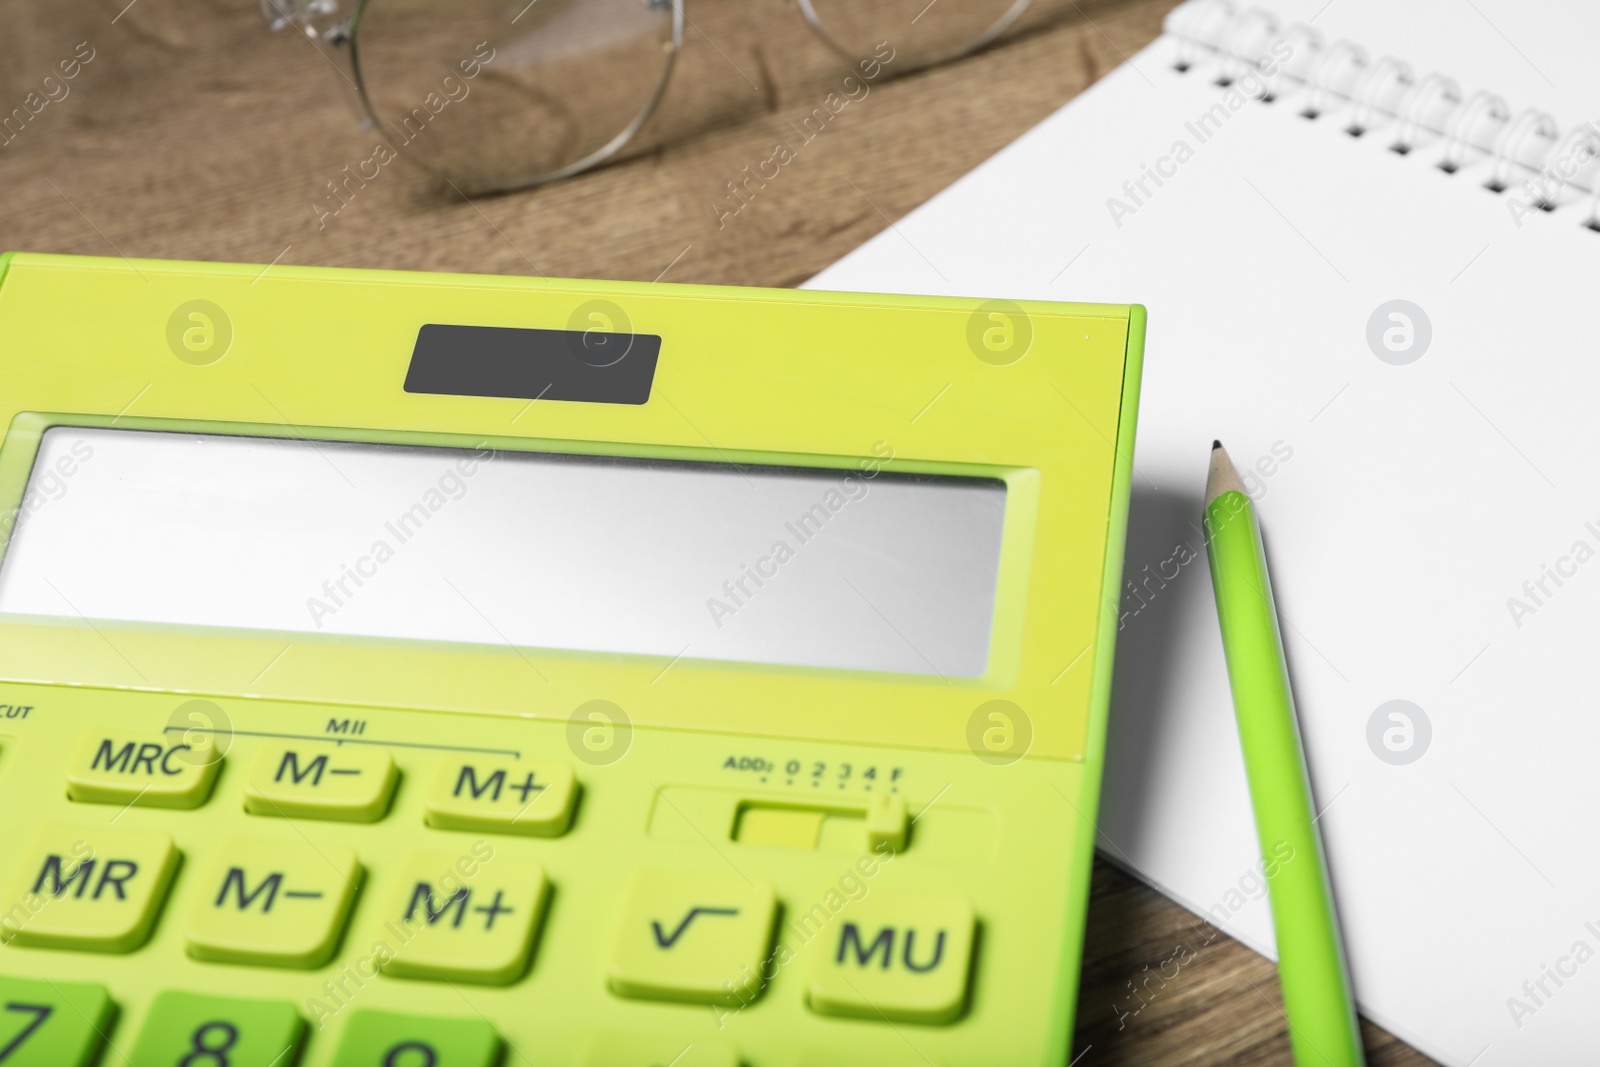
xmin=1204 ymin=441 xmax=1365 ymax=1067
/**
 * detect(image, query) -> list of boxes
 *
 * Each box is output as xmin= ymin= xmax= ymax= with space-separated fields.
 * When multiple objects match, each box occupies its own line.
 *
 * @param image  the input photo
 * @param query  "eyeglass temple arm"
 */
xmin=258 ymin=0 xmax=372 ymax=128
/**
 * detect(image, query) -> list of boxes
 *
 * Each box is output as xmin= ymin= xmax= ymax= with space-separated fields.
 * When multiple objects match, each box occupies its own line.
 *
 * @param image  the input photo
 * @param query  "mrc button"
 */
xmin=66 ymin=731 xmax=222 ymax=809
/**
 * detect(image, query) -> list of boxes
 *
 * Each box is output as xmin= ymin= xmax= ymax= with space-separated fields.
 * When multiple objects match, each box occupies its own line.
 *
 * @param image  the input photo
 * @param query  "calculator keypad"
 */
xmin=183 ymin=837 xmax=361 ymax=968
xmin=3 ymin=824 xmax=177 ymax=953
xmin=5 ymin=719 xmax=989 ymax=1063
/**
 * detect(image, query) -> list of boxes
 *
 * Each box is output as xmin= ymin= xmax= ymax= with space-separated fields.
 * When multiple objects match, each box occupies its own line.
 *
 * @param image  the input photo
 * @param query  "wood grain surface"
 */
xmin=0 ymin=0 xmax=1437 ymax=1062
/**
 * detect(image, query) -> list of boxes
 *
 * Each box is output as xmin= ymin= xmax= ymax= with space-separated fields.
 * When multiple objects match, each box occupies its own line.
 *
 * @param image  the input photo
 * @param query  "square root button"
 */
xmin=807 ymin=892 xmax=975 ymax=1025
xmin=608 ymin=871 xmax=776 ymax=1007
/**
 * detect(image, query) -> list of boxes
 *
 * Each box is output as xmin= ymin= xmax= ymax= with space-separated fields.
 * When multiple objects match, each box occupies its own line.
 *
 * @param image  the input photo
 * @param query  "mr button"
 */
xmin=424 ymin=759 xmax=576 ymax=837
xmin=244 ymin=743 xmax=397 ymax=823
xmin=66 ymin=731 xmax=221 ymax=809
xmin=808 ymin=892 xmax=975 ymax=1024
xmin=2 ymin=825 xmax=177 ymax=953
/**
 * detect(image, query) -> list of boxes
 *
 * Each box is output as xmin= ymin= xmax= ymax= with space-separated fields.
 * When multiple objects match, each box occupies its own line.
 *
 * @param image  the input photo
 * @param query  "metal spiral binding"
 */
xmin=1161 ymin=0 xmax=1600 ymax=228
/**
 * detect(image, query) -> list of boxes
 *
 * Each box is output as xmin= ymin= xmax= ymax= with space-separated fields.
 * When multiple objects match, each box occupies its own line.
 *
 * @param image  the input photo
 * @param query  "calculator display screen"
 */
xmin=0 ymin=427 xmax=1006 ymax=677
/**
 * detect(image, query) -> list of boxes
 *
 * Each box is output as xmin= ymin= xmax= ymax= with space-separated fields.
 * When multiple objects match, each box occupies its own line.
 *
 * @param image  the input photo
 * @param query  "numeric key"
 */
xmin=0 ymin=978 xmax=111 ymax=1066
xmin=128 ymin=991 xmax=304 ymax=1067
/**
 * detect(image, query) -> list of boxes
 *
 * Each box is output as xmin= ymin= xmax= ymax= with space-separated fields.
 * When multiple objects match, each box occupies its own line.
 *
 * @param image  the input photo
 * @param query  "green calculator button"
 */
xmin=583 ymin=1032 xmax=741 ymax=1066
xmin=378 ymin=852 xmax=547 ymax=985
xmin=128 ymin=991 xmax=304 ymax=1067
xmin=0 ymin=977 xmax=112 ymax=1066
xmin=608 ymin=870 xmax=777 ymax=1006
xmin=807 ymin=891 xmax=975 ymax=1025
xmin=2 ymin=824 xmax=178 ymax=953
xmin=245 ymin=742 xmax=397 ymax=823
xmin=66 ymin=730 xmax=221 ymax=810
xmin=424 ymin=758 xmax=577 ymax=837
xmin=184 ymin=837 xmax=361 ymax=969
xmin=333 ymin=1009 xmax=501 ymax=1066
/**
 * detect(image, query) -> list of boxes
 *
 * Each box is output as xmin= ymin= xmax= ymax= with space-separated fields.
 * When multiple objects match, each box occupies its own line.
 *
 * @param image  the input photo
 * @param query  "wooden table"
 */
xmin=0 ymin=0 xmax=1434 ymax=1061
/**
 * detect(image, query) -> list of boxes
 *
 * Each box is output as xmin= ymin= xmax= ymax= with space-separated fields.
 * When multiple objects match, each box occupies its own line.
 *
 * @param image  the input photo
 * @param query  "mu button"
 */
xmin=244 ymin=742 xmax=397 ymax=823
xmin=1 ymin=824 xmax=177 ymax=953
xmin=424 ymin=758 xmax=577 ymax=837
xmin=807 ymin=892 xmax=975 ymax=1024
xmin=184 ymin=837 xmax=361 ymax=968
xmin=608 ymin=871 xmax=776 ymax=1006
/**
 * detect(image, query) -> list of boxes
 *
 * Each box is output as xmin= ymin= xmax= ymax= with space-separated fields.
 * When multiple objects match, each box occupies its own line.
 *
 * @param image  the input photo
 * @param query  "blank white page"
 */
xmin=810 ymin=4 xmax=1600 ymax=1062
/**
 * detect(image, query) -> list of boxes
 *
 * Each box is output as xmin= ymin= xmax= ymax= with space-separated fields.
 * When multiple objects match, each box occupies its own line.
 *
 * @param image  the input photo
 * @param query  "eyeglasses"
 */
xmin=261 ymin=0 xmax=1036 ymax=192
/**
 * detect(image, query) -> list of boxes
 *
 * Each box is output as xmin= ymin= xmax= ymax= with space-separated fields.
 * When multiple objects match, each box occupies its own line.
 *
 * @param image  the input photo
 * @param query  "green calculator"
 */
xmin=0 ymin=253 xmax=1143 ymax=1066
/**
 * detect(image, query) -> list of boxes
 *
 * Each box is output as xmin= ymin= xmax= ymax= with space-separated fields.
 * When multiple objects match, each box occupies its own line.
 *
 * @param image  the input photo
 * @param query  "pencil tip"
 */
xmin=1205 ymin=441 xmax=1248 ymax=506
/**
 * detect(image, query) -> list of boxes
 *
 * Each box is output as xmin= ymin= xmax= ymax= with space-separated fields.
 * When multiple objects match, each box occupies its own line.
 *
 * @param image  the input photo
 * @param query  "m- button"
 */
xmin=424 ymin=758 xmax=577 ymax=837
xmin=184 ymin=837 xmax=361 ymax=968
xmin=808 ymin=892 xmax=975 ymax=1024
xmin=244 ymin=742 xmax=397 ymax=822
xmin=65 ymin=731 xmax=221 ymax=809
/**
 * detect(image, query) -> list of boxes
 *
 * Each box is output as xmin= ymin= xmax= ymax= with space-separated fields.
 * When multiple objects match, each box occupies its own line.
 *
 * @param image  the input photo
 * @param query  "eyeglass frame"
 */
xmin=260 ymin=0 xmax=1036 ymax=190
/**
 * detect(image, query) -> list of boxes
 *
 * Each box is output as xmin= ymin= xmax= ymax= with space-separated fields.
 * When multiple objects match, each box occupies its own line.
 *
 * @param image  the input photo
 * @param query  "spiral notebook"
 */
xmin=809 ymin=1 xmax=1600 ymax=1062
